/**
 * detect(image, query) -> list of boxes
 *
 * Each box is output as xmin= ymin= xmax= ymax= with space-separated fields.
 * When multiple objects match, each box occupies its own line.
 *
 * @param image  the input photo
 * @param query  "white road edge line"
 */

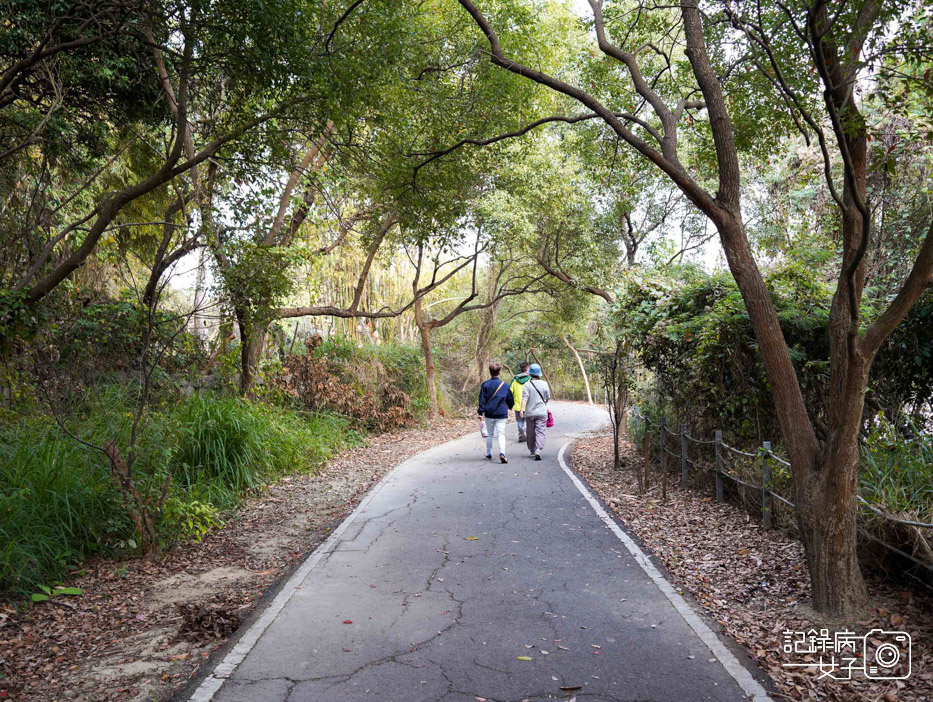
xmin=557 ymin=441 xmax=772 ymax=702
xmin=187 ymin=462 xmax=406 ymax=702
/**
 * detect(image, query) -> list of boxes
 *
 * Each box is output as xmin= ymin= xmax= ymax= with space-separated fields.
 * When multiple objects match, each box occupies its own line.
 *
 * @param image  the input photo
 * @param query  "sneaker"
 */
xmin=485 ymin=454 xmax=492 ymax=461
xmin=529 ymin=451 xmax=537 ymax=458
xmin=534 ymin=452 xmax=542 ymax=461
xmin=499 ymin=454 xmax=508 ymax=464
xmin=518 ymin=433 xmax=526 ymax=443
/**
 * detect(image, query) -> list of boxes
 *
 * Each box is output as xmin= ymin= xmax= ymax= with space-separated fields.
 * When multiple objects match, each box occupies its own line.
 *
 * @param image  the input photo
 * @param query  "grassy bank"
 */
xmin=0 ymin=390 xmax=359 ymax=597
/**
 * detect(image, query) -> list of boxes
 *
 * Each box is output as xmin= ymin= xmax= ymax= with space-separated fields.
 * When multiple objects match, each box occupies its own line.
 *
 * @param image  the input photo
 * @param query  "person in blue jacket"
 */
xmin=477 ymin=362 xmax=514 ymax=463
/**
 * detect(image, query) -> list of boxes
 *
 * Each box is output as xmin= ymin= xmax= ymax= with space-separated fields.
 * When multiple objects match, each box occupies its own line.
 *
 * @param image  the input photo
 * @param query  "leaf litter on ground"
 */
xmin=571 ymin=435 xmax=933 ymax=702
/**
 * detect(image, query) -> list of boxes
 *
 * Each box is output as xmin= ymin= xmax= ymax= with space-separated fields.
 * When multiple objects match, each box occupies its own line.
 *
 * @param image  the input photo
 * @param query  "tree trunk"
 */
xmin=563 ymin=335 xmax=593 ymax=404
xmin=612 ymin=420 xmax=621 ymax=470
xmin=622 ymin=212 xmax=638 ymax=265
xmin=421 ymin=328 xmax=438 ymax=417
xmin=802 ymin=32 xmax=872 ymax=614
xmin=793 ymin=344 xmax=871 ymax=615
xmin=235 ymin=308 xmax=265 ymax=395
xmin=192 ymin=248 xmax=207 ymax=339
xmin=803 ymin=389 xmax=872 ymax=609
xmin=797 ymin=450 xmax=868 ymax=615
xmin=414 ymin=300 xmax=440 ymax=417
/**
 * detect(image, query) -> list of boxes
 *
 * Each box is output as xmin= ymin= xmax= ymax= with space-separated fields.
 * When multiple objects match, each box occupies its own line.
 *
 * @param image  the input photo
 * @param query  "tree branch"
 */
xmin=860 ymin=218 xmax=933 ymax=356
xmin=454 ymin=0 xmax=715 ymax=213
xmin=410 ymin=112 xmax=660 ymax=185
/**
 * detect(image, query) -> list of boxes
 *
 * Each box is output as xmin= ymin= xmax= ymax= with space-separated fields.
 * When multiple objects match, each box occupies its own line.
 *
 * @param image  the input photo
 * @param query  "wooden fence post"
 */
xmin=714 ymin=429 xmax=723 ymax=502
xmin=641 ymin=412 xmax=650 ymax=494
xmin=762 ymin=440 xmax=772 ymax=530
xmin=660 ymin=417 xmax=667 ymax=501
xmin=680 ymin=424 xmax=688 ymax=486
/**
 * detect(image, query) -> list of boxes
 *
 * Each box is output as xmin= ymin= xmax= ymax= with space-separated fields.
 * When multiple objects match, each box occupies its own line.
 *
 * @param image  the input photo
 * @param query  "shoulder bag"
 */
xmin=530 ymin=380 xmax=554 ymax=428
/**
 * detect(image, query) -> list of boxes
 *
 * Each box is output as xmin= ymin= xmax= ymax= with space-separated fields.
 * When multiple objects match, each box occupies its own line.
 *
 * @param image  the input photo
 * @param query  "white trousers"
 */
xmin=484 ymin=417 xmax=507 ymax=456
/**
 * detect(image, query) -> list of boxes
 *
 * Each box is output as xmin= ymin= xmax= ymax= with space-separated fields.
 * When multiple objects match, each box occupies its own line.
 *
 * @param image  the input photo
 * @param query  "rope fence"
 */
xmin=628 ymin=408 xmax=933 ymax=574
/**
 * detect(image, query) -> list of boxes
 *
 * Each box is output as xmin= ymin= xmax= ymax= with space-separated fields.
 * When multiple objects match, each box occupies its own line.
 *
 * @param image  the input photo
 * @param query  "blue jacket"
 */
xmin=477 ymin=377 xmax=514 ymax=419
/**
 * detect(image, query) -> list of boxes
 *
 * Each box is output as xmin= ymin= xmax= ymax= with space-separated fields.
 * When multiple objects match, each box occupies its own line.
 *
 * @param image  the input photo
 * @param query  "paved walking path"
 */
xmin=190 ymin=403 xmax=769 ymax=702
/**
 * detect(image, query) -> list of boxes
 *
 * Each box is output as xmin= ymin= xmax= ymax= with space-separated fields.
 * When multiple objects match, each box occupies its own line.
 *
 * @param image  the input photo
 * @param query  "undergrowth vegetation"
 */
xmin=620 ymin=265 xmax=933 ymax=571
xmin=275 ymin=336 xmax=429 ymax=429
xmin=0 ymin=388 xmax=358 ymax=597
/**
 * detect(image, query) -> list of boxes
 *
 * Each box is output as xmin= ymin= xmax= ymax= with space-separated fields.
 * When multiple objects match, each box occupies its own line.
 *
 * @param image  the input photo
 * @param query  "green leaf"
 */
xmin=53 ymin=587 xmax=83 ymax=596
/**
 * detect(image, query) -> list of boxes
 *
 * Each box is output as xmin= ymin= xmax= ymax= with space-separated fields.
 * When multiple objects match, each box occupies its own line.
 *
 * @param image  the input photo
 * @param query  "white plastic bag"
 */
xmin=479 ymin=418 xmax=488 ymax=438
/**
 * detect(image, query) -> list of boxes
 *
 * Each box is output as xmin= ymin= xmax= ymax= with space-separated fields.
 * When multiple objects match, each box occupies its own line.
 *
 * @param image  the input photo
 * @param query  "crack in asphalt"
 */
xmin=208 ymin=409 xmax=758 ymax=702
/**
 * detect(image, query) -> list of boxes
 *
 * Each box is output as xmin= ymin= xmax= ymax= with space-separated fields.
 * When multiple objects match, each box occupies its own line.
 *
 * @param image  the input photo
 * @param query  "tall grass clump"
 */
xmin=0 ymin=385 xmax=178 ymax=594
xmin=0 ymin=415 xmax=130 ymax=595
xmin=172 ymin=395 xmax=357 ymax=507
xmin=1 ymin=387 xmax=358 ymax=597
xmin=173 ymin=396 xmax=271 ymax=498
xmin=861 ymin=416 xmax=933 ymax=524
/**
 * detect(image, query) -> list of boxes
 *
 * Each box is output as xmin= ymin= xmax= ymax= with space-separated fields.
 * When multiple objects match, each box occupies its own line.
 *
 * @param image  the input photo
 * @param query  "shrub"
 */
xmin=56 ymin=298 xmax=205 ymax=381
xmin=160 ymin=497 xmax=224 ymax=544
xmin=277 ymin=336 xmax=420 ymax=429
xmin=618 ymin=266 xmax=933 ymax=442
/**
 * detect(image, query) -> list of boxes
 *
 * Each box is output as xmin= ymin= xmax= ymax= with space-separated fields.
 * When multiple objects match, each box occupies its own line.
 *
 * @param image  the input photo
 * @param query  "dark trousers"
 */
xmin=525 ymin=415 xmax=547 ymax=454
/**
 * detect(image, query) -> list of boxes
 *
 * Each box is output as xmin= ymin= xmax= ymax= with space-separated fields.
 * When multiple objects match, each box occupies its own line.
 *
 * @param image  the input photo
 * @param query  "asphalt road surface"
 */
xmin=189 ymin=402 xmax=769 ymax=702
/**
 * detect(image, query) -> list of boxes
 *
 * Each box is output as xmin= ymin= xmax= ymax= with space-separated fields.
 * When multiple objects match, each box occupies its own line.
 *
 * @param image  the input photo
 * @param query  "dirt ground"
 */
xmin=0 ymin=416 xmax=475 ymax=701
xmin=571 ymin=434 xmax=933 ymax=702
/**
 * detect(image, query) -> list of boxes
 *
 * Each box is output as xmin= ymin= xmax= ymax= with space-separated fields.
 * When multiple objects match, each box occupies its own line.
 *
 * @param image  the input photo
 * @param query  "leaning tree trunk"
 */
xmin=563 ymin=335 xmax=593 ymax=404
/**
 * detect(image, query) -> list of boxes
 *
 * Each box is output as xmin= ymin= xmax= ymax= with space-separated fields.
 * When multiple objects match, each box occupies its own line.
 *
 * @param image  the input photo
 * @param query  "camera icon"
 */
xmin=863 ymin=629 xmax=911 ymax=679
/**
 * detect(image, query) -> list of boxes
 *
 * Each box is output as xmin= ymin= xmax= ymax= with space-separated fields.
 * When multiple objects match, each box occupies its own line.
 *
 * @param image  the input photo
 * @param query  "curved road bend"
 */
xmin=188 ymin=402 xmax=770 ymax=702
